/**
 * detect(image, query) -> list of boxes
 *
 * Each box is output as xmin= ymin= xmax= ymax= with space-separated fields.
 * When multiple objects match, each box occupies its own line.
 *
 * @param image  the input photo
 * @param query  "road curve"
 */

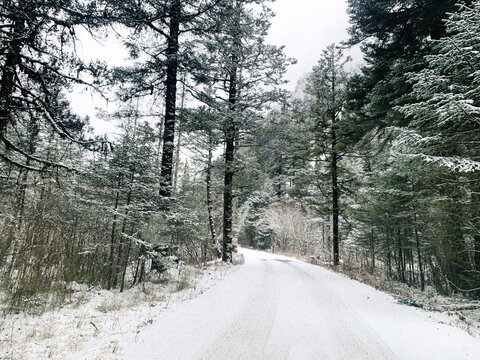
xmin=124 ymin=248 xmax=480 ymax=360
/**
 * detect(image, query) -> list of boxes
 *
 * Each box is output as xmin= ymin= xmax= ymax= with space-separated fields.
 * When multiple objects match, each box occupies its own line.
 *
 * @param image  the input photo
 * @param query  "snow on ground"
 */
xmin=3 ymin=248 xmax=480 ymax=359
xmin=0 ymin=263 xmax=236 ymax=360
xmin=81 ymin=249 xmax=480 ymax=359
xmin=314 ymin=258 xmax=480 ymax=337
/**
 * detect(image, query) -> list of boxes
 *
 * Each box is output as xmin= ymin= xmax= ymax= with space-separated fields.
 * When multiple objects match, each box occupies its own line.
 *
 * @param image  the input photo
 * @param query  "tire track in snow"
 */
xmin=198 ymin=259 xmax=279 ymax=360
xmin=282 ymin=259 xmax=399 ymax=359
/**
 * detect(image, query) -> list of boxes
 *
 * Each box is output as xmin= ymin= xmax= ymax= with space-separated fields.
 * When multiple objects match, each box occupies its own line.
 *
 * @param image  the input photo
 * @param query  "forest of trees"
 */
xmin=251 ymin=0 xmax=480 ymax=295
xmin=0 ymin=0 xmax=479 ymax=311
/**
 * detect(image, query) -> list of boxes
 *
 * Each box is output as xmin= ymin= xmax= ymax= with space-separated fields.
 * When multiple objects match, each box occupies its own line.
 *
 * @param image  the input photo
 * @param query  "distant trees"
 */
xmin=192 ymin=0 xmax=293 ymax=261
xmin=248 ymin=45 xmax=352 ymax=265
xmin=258 ymin=201 xmax=324 ymax=256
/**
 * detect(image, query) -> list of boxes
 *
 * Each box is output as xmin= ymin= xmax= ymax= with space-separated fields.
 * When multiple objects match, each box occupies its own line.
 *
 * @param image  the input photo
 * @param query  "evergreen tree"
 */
xmin=196 ymin=0 xmax=293 ymax=261
xmin=181 ymin=106 xmax=224 ymax=260
xmin=346 ymin=0 xmax=472 ymax=135
xmin=112 ymin=0 xmax=222 ymax=200
xmin=305 ymin=44 xmax=351 ymax=265
xmin=397 ymin=1 xmax=480 ymax=292
xmin=80 ymin=103 xmax=159 ymax=290
xmin=0 ymin=0 xmax=111 ymax=170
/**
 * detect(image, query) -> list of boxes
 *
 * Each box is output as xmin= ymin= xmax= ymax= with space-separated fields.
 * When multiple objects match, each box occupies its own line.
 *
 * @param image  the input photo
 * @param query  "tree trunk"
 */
xmin=386 ymin=230 xmax=392 ymax=279
xmin=473 ymin=193 xmax=480 ymax=276
xmin=276 ymin=155 xmax=283 ymax=198
xmin=397 ymin=226 xmax=405 ymax=283
xmin=331 ymin=115 xmax=339 ymax=266
xmin=0 ymin=20 xmax=22 ymax=136
xmin=159 ymin=0 xmax=181 ymax=199
xmin=206 ymin=143 xmax=218 ymax=255
xmin=370 ymin=228 xmax=375 ymax=272
xmin=107 ymin=175 xmax=122 ymax=289
xmin=222 ymin=10 xmax=240 ymax=263
xmin=114 ymin=170 xmax=134 ymax=288
xmin=330 ymin=62 xmax=340 ymax=266
xmin=414 ymin=213 xmax=425 ymax=291
xmin=173 ymin=77 xmax=186 ymax=194
xmin=222 ymin=120 xmax=235 ymax=262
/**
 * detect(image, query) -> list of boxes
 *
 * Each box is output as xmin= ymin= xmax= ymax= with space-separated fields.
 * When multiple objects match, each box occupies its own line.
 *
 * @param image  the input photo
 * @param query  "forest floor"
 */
xmin=2 ymin=248 xmax=480 ymax=359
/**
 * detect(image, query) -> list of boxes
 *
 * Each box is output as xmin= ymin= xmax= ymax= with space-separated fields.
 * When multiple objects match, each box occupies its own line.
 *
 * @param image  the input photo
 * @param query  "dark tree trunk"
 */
xmin=107 ymin=175 xmax=122 ymax=289
xmin=0 ymin=21 xmax=22 ymax=136
xmin=473 ymin=193 xmax=480 ymax=276
xmin=222 ymin=120 xmax=235 ymax=262
xmin=408 ymin=247 xmax=414 ymax=286
xmin=414 ymin=213 xmax=425 ymax=291
xmin=222 ymin=64 xmax=238 ymax=263
xmin=331 ymin=109 xmax=339 ymax=265
xmin=159 ymin=0 xmax=181 ymax=199
xmin=222 ymin=11 xmax=240 ymax=263
xmin=206 ymin=143 xmax=218 ymax=254
xmin=473 ymin=233 xmax=480 ymax=261
xmin=327 ymin=62 xmax=340 ymax=266
xmin=276 ymin=154 xmax=283 ymax=198
xmin=386 ymin=229 xmax=392 ymax=279
xmin=370 ymin=228 xmax=375 ymax=272
xmin=332 ymin=153 xmax=339 ymax=265
xmin=397 ymin=226 xmax=405 ymax=283
xmin=173 ymin=78 xmax=186 ymax=194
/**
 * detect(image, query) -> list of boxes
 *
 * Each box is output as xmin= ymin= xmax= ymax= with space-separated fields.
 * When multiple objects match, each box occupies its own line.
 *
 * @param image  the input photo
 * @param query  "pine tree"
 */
xmin=195 ymin=0 xmax=293 ymax=262
xmin=112 ymin=0 xmax=222 ymax=201
xmin=397 ymin=1 xmax=480 ymax=292
xmin=0 ymin=0 xmax=110 ymax=170
xmin=305 ymin=44 xmax=351 ymax=265
xmin=346 ymin=0 xmax=472 ymax=135
xmin=181 ymin=106 xmax=224 ymax=260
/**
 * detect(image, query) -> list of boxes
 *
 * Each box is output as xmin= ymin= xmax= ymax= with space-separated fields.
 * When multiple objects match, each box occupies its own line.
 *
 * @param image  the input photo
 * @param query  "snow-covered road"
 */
xmin=102 ymin=249 xmax=480 ymax=359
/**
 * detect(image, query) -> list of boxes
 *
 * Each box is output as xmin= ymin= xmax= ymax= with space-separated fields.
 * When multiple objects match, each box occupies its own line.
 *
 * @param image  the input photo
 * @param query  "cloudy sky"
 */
xmin=70 ymin=0 xmax=360 ymax=133
xmin=267 ymin=0 xmax=361 ymax=88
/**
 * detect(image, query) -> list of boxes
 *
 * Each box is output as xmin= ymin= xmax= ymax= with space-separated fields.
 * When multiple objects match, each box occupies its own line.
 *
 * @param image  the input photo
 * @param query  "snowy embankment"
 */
xmin=3 ymin=248 xmax=480 ymax=359
xmin=0 ymin=263 xmax=235 ymax=360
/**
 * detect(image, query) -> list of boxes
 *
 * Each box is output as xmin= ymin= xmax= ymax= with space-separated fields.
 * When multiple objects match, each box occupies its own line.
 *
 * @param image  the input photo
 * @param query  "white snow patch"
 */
xmin=0 ymin=263 xmax=236 ymax=360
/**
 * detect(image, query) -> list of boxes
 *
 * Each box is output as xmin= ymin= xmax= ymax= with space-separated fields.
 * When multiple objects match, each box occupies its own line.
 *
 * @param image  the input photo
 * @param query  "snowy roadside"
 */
xmin=328 ymin=261 xmax=480 ymax=337
xmin=0 ymin=262 xmax=237 ymax=360
xmin=350 ymin=271 xmax=480 ymax=338
xmin=269 ymin=248 xmax=480 ymax=338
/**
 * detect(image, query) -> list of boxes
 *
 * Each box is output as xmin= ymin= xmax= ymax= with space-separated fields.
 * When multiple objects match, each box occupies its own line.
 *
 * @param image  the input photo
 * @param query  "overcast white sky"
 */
xmin=70 ymin=0 xmax=360 ymax=134
xmin=267 ymin=0 xmax=361 ymax=88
